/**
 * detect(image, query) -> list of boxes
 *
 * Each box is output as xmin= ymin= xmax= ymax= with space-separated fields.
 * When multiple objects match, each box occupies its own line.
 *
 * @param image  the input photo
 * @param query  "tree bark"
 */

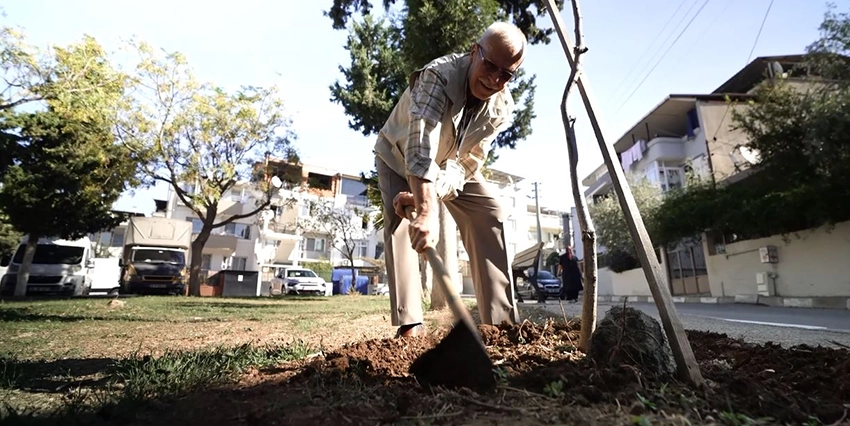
xmin=188 ymin=229 xmax=211 ymax=297
xmin=431 ymin=199 xmax=457 ymax=310
xmin=14 ymin=233 xmax=39 ymax=297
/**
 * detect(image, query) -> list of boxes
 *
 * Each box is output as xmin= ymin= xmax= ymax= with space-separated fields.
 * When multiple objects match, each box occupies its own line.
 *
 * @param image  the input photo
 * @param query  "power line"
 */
xmin=609 ymin=0 xmax=701 ymax=107
xmin=746 ymin=0 xmax=775 ymax=64
xmin=710 ymin=0 xmax=775 ymax=143
xmin=604 ymin=0 xmax=691 ymax=104
xmin=614 ymin=0 xmax=712 ymax=114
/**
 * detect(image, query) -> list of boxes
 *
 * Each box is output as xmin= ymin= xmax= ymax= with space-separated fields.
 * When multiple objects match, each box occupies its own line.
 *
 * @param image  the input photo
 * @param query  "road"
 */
xmin=524 ymin=300 xmax=850 ymax=348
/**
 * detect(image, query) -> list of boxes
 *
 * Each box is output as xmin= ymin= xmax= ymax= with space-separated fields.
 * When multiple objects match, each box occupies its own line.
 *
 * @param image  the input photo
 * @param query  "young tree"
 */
xmin=117 ymin=41 xmax=298 ymax=296
xmin=304 ymin=199 xmax=372 ymax=292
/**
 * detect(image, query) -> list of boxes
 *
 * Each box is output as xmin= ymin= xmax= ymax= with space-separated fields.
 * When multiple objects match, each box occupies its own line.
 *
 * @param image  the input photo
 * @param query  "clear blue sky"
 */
xmin=2 ymin=0 xmax=839 ymax=212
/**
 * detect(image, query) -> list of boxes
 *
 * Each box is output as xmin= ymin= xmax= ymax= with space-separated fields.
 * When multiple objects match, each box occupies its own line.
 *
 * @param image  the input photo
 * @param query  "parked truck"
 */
xmin=0 ymin=236 xmax=95 ymax=297
xmin=120 ymin=217 xmax=193 ymax=295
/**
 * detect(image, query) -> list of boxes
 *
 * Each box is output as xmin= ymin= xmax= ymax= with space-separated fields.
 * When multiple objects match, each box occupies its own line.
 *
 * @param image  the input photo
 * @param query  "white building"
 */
xmin=97 ymin=161 xmax=570 ymax=291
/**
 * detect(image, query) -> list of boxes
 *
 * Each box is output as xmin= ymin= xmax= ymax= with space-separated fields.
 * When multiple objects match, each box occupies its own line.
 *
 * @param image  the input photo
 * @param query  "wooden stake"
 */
xmin=542 ymin=0 xmax=704 ymax=387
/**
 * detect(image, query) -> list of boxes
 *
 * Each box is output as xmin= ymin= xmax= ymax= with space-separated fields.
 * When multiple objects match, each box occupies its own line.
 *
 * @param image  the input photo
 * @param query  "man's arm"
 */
xmin=404 ymin=68 xmax=448 ymax=216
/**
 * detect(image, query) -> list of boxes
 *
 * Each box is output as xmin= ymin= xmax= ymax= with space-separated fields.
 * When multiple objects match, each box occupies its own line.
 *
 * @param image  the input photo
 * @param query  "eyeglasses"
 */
xmin=476 ymin=43 xmax=516 ymax=82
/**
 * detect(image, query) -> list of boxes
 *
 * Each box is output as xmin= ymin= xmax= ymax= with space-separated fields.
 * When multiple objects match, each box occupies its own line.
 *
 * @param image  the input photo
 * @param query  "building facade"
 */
xmin=577 ymin=55 xmax=850 ymax=303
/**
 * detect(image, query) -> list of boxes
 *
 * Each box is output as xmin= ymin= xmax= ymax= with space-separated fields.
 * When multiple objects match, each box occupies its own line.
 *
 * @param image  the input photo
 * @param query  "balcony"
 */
xmin=203 ymin=234 xmax=238 ymax=256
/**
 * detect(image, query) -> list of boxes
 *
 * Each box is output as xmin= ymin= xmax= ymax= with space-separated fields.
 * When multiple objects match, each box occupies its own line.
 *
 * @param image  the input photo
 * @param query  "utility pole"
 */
xmin=533 ymin=182 xmax=544 ymax=273
xmin=533 ymin=182 xmax=543 ymax=245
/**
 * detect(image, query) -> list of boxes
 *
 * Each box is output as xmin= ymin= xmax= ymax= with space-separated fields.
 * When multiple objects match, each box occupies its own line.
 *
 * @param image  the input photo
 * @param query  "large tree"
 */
xmin=117 ymin=41 xmax=298 ymax=296
xmin=654 ymin=4 xmax=850 ymax=244
xmin=0 ymin=36 xmax=141 ymax=297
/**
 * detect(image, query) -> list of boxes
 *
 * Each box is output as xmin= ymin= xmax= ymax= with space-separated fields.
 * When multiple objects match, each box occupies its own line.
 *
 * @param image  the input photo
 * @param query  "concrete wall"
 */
xmin=697 ymin=101 xmax=751 ymax=182
xmin=703 ymin=220 xmax=850 ymax=298
xmin=610 ymin=267 xmax=652 ymax=297
xmin=597 ymin=267 xmax=614 ymax=296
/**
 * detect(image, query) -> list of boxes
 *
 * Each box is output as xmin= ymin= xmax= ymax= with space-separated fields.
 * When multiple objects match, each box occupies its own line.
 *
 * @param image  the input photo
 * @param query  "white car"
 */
xmin=272 ymin=267 xmax=331 ymax=296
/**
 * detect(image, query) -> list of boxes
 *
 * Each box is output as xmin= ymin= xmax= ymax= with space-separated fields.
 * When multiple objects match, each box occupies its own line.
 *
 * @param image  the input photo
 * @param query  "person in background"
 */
xmin=558 ymin=246 xmax=583 ymax=303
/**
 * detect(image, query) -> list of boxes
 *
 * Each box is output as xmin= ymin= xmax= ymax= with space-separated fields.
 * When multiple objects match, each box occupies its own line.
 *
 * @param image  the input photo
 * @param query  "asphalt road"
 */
xmin=525 ymin=300 xmax=850 ymax=349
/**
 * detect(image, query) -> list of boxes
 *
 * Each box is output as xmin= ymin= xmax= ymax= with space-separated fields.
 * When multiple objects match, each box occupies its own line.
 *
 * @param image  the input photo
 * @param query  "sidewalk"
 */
xmin=595 ymin=294 xmax=850 ymax=310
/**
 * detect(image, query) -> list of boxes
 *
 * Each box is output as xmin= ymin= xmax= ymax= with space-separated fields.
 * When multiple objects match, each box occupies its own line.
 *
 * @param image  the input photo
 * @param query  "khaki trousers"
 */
xmin=376 ymin=156 xmax=519 ymax=326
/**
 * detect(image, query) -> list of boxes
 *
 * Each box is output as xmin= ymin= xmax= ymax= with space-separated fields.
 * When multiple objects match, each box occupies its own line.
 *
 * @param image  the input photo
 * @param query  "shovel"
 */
xmin=404 ymin=206 xmax=497 ymax=392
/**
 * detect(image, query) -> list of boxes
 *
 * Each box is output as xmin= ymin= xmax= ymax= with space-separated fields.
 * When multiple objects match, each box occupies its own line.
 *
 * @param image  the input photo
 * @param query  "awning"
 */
xmin=511 ymin=242 xmax=544 ymax=270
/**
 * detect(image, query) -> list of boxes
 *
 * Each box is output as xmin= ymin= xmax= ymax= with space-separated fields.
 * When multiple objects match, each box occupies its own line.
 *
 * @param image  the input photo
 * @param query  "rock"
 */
xmin=588 ymin=305 xmax=675 ymax=377
xmin=107 ymin=299 xmax=125 ymax=309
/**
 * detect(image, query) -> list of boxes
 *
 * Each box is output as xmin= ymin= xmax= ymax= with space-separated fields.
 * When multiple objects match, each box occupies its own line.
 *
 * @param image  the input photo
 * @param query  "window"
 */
xmin=189 ymin=218 xmax=204 ymax=234
xmin=356 ymin=240 xmax=368 ymax=258
xmin=305 ymin=237 xmax=325 ymax=252
xmin=375 ymin=242 xmax=384 ymax=259
xmin=230 ymin=256 xmax=247 ymax=270
xmin=300 ymin=203 xmax=311 ymax=217
xmin=201 ymin=254 xmax=212 ymax=271
xmin=287 ymin=269 xmax=318 ymax=278
xmin=224 ymin=223 xmax=251 ymax=239
xmin=645 ymin=162 xmax=684 ymax=193
xmin=110 ymin=230 xmax=125 ymax=247
xmin=230 ymin=188 xmax=244 ymax=202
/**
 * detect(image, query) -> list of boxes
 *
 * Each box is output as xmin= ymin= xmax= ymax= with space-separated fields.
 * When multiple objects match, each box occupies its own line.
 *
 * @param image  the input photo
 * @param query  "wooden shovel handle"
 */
xmin=404 ymin=206 xmax=481 ymax=341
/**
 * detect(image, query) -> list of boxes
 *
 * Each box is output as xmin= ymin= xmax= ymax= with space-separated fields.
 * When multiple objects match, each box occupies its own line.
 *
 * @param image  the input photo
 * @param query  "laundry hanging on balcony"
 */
xmin=620 ymin=139 xmax=647 ymax=171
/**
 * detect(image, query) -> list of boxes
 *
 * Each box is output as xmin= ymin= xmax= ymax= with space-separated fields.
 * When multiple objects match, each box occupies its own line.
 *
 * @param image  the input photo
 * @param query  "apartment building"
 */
xmin=580 ymin=55 xmax=815 ymax=298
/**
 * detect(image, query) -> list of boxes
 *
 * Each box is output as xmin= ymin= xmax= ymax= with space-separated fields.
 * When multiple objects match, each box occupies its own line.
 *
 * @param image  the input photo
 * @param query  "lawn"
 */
xmin=0 ymin=296 xmax=848 ymax=426
xmin=0 ymin=295 xmax=400 ymax=360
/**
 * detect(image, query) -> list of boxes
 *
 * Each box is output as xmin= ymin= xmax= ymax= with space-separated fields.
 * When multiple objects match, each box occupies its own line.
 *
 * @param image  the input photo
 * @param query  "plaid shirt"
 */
xmin=405 ymin=68 xmax=488 ymax=183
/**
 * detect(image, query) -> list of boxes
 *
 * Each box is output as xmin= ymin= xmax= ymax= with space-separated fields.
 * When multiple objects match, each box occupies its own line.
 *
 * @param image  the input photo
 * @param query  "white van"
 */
xmin=0 ymin=236 xmax=94 ymax=297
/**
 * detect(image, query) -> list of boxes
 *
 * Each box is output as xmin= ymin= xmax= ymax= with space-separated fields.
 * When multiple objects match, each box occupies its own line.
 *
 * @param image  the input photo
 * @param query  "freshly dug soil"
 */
xmin=114 ymin=319 xmax=850 ymax=425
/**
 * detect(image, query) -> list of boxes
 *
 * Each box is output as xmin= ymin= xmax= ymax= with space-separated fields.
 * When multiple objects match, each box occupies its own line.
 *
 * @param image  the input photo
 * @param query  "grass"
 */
xmin=0 ymin=295 xmax=392 ymax=360
xmin=0 ymin=294 xmax=477 ymax=424
xmin=0 ymin=294 xmax=408 ymax=423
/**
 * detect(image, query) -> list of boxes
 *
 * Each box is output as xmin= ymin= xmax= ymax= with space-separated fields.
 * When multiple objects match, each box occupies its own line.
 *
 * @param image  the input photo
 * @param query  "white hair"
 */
xmin=479 ymin=21 xmax=527 ymax=57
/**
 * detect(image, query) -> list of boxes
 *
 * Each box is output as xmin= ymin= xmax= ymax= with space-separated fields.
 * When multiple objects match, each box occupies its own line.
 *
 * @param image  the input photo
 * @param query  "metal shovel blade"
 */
xmin=409 ymin=320 xmax=497 ymax=392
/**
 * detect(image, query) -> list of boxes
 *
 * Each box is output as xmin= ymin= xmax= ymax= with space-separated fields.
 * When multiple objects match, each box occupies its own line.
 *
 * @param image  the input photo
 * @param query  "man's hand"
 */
xmin=393 ymin=191 xmax=435 ymax=253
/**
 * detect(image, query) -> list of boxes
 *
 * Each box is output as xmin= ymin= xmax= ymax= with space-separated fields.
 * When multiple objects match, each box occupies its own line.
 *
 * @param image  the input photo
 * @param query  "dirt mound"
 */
xmin=689 ymin=330 xmax=850 ymax=423
xmin=112 ymin=320 xmax=850 ymax=426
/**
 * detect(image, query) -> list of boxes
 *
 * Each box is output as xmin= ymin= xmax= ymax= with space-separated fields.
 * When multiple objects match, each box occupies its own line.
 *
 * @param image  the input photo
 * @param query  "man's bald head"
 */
xmin=479 ymin=22 xmax=527 ymax=64
xmin=468 ymin=22 xmax=527 ymax=100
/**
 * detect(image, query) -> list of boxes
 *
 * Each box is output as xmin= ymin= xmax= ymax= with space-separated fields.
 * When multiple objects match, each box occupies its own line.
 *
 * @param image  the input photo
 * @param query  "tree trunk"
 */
xmin=349 ymin=259 xmax=357 ymax=295
xmin=188 ymin=230 xmax=211 ymax=297
xmin=566 ymin=119 xmax=598 ymax=352
xmin=431 ymin=200 xmax=457 ymax=310
xmin=14 ymin=233 xmax=39 ymax=297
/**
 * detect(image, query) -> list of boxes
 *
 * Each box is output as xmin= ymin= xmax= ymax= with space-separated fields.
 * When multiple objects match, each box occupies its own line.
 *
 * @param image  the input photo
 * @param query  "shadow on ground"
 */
xmin=1 ymin=356 xmax=116 ymax=394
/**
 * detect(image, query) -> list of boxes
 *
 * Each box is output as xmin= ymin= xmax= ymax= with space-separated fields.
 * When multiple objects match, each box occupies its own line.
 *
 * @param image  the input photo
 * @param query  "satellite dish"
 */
xmin=738 ymin=146 xmax=761 ymax=165
xmin=270 ymin=176 xmax=283 ymax=188
xmin=768 ymin=61 xmax=784 ymax=79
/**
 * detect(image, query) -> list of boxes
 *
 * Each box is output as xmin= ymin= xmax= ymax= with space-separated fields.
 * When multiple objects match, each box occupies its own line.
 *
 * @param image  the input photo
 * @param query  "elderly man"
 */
xmin=374 ymin=21 xmax=527 ymax=338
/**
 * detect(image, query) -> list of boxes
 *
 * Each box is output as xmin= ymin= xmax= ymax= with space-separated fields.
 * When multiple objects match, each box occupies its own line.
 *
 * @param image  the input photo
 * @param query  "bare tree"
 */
xmin=305 ymin=199 xmax=371 ymax=293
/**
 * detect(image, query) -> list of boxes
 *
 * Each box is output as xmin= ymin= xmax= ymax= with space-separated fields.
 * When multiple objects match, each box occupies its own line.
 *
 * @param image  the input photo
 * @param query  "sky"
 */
xmin=1 ymin=0 xmax=841 ymax=213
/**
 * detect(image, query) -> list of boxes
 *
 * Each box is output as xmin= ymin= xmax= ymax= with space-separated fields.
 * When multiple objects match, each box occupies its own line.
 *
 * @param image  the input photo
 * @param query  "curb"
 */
xmin=595 ymin=295 xmax=850 ymax=310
